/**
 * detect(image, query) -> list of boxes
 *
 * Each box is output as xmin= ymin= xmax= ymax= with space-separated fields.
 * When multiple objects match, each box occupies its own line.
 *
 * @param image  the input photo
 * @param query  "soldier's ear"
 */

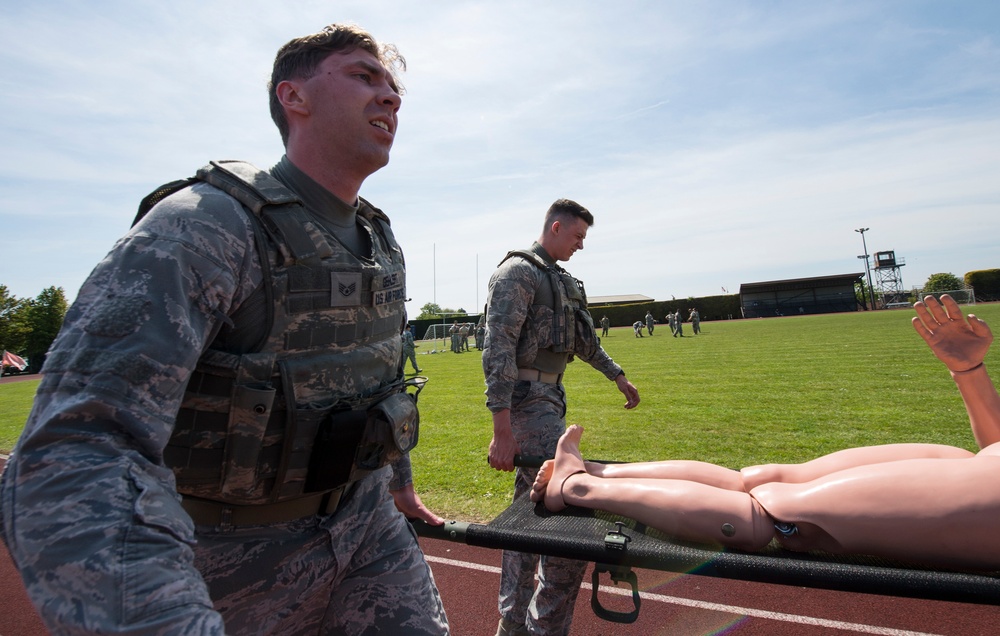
xmin=276 ymin=79 xmax=310 ymax=117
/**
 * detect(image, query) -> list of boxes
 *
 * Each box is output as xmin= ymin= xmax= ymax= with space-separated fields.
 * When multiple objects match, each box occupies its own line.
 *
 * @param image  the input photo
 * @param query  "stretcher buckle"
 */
xmin=604 ymin=521 xmax=631 ymax=551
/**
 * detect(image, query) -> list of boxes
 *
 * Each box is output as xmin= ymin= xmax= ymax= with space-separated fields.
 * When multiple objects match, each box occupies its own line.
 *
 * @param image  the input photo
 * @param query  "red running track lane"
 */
xmin=0 ymin=544 xmax=47 ymax=636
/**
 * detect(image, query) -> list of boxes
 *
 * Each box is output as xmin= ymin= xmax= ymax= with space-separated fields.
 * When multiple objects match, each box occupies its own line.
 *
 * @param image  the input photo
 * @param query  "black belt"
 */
xmin=182 ymin=486 xmax=348 ymax=527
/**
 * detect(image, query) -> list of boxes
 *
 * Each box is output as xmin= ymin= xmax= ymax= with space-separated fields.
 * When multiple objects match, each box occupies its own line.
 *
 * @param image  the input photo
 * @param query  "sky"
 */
xmin=1 ymin=1 xmax=998 ymax=319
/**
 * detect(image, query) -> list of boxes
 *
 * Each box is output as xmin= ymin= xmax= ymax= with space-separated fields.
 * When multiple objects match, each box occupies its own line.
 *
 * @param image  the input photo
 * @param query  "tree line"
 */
xmin=0 ymin=284 xmax=68 ymax=373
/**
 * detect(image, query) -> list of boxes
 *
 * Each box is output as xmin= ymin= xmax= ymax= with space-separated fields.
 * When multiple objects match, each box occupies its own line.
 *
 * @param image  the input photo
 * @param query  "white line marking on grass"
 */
xmin=424 ymin=555 xmax=942 ymax=636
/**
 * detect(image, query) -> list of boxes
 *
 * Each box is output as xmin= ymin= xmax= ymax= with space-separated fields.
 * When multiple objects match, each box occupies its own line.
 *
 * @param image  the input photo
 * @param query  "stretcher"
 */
xmin=412 ymin=486 xmax=1000 ymax=623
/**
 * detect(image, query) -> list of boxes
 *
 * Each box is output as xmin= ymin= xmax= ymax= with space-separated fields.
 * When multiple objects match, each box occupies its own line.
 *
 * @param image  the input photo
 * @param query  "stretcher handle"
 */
xmin=514 ymin=455 xmax=619 ymax=468
xmin=591 ymin=563 xmax=641 ymax=623
xmin=409 ymin=519 xmax=470 ymax=543
xmin=513 ymin=454 xmax=548 ymax=468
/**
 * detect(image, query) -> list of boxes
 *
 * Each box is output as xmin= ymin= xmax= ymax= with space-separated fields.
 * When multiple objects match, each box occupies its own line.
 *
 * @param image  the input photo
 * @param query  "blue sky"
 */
xmin=1 ymin=1 xmax=998 ymax=318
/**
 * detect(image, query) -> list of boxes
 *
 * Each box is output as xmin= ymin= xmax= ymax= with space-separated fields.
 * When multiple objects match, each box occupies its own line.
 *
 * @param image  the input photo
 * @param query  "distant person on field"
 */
xmin=401 ymin=322 xmax=422 ymax=374
xmin=460 ymin=322 xmax=471 ymax=352
xmin=633 ymin=320 xmax=644 ymax=338
xmin=601 ymin=315 xmax=610 ymax=337
xmin=689 ymin=308 xmax=701 ymax=335
xmin=645 ymin=310 xmax=655 ymax=336
xmin=476 ymin=315 xmax=487 ymax=350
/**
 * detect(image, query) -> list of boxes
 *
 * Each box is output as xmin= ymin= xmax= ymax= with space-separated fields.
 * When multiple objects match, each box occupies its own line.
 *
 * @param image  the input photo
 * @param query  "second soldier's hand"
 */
xmin=489 ymin=410 xmax=519 ymax=472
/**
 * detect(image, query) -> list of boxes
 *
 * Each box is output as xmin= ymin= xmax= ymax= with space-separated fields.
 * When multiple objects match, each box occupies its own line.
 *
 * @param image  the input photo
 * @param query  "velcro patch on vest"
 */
xmin=373 ymin=271 xmax=405 ymax=307
xmin=331 ymin=272 xmax=362 ymax=307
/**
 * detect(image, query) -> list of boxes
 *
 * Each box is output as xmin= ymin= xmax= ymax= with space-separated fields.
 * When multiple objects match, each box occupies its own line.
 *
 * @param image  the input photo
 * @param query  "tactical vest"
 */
xmin=136 ymin=160 xmax=416 ymax=505
xmin=497 ymin=248 xmax=601 ymax=372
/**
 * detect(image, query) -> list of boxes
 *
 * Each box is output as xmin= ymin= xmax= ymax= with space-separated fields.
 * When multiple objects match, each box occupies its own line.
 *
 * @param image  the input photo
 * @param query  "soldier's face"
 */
xmin=295 ymin=49 xmax=401 ymax=174
xmin=551 ymin=216 xmax=589 ymax=262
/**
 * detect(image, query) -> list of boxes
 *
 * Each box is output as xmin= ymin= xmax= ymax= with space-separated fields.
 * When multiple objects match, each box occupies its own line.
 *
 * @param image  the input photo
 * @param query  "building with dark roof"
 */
xmin=740 ymin=273 xmax=865 ymax=318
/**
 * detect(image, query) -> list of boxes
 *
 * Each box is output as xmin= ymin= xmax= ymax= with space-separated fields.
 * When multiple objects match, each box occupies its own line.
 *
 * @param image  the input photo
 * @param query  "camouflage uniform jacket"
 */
xmin=402 ymin=328 xmax=416 ymax=354
xmin=0 ymin=157 xmax=416 ymax=632
xmin=483 ymin=241 xmax=622 ymax=413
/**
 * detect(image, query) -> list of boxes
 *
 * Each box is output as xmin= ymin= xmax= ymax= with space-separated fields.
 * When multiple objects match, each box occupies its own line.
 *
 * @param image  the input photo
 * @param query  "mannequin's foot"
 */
xmin=536 ymin=425 xmax=588 ymax=512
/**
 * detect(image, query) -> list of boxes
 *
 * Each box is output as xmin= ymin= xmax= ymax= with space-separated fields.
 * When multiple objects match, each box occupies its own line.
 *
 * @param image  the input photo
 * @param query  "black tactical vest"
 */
xmin=497 ymin=248 xmax=600 ymax=370
xmin=137 ymin=161 xmax=415 ymax=505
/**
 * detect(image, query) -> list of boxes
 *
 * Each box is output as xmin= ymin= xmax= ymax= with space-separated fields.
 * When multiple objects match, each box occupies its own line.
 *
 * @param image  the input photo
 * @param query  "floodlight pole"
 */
xmin=855 ymin=228 xmax=876 ymax=310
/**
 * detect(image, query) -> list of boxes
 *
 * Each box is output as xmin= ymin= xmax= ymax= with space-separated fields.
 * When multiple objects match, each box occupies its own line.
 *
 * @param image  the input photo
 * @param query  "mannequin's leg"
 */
xmin=534 ymin=426 xmax=775 ymax=551
xmin=741 ymin=443 xmax=974 ymax=489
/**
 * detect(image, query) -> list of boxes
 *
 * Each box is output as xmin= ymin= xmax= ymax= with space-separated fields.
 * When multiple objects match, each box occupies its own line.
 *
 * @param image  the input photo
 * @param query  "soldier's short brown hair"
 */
xmin=268 ymin=24 xmax=406 ymax=146
xmin=544 ymin=198 xmax=594 ymax=229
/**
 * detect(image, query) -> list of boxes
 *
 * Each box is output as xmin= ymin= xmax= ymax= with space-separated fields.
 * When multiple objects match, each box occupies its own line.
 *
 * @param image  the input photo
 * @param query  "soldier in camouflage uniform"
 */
xmin=402 ymin=322 xmax=422 ymax=373
xmin=450 ymin=321 xmax=461 ymax=353
xmin=0 ymin=24 xmax=449 ymax=635
xmin=476 ymin=315 xmax=487 ymax=350
xmin=460 ymin=323 xmax=471 ymax=352
xmin=483 ymin=199 xmax=641 ymax=636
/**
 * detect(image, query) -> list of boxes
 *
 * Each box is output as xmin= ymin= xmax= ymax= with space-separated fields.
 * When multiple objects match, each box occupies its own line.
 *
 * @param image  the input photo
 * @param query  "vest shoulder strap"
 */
xmin=134 ymin=160 xmax=327 ymax=266
xmin=358 ymin=196 xmax=399 ymax=255
xmin=498 ymin=249 xmax=563 ymax=272
xmin=133 ymin=177 xmax=197 ymax=227
xmin=198 ymin=160 xmax=324 ymax=266
xmin=196 ymin=160 xmax=300 ymax=213
xmin=359 ymin=196 xmax=391 ymax=226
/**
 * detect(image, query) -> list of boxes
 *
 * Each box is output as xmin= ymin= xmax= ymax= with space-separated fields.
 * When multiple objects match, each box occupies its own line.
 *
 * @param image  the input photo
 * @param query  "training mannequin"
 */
xmin=532 ymin=295 xmax=1000 ymax=570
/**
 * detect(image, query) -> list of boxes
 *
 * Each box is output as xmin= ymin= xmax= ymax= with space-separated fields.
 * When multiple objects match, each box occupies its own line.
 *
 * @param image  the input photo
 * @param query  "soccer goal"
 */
xmin=914 ymin=287 xmax=976 ymax=305
xmin=421 ymin=323 xmax=452 ymax=341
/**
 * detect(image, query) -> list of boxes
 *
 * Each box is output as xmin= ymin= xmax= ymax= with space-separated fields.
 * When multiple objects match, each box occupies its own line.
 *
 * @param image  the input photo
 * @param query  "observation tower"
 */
xmin=873 ymin=250 xmax=906 ymax=306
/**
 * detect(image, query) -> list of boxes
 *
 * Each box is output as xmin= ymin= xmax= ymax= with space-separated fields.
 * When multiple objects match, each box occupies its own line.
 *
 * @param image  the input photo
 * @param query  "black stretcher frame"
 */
xmin=412 ymin=493 xmax=1000 ymax=623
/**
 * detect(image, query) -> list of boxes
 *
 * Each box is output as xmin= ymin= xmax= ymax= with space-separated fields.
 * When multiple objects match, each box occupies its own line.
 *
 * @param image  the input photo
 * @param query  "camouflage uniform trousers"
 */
xmin=499 ymin=380 xmax=587 ymax=636
xmin=403 ymin=346 xmax=420 ymax=372
xmin=195 ymin=467 xmax=449 ymax=635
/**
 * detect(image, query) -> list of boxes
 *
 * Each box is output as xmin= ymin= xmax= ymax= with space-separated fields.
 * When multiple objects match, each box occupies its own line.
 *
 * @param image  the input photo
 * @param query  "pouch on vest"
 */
xmin=560 ymin=271 xmax=599 ymax=360
xmin=195 ymin=350 xmax=276 ymax=499
xmin=573 ymin=308 xmax=600 ymax=360
xmin=560 ymin=272 xmax=586 ymax=305
xmin=301 ymin=392 xmax=418 ymax=493
xmin=357 ymin=392 xmax=419 ymax=470
xmin=220 ymin=383 xmax=277 ymax=497
xmin=304 ymin=409 xmax=368 ymax=493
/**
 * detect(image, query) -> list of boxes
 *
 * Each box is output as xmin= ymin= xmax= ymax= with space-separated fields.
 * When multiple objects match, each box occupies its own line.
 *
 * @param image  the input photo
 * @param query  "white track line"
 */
xmin=425 ymin=555 xmax=942 ymax=636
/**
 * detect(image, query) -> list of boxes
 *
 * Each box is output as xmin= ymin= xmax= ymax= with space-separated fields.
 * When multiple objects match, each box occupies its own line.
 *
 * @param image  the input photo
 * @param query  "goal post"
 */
xmin=420 ymin=323 xmax=452 ymax=341
xmin=914 ymin=287 xmax=976 ymax=306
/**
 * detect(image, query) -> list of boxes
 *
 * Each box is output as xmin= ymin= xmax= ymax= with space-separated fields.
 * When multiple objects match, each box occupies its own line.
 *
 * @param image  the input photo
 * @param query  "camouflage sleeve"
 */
xmin=579 ymin=342 xmax=624 ymax=381
xmin=482 ymin=258 xmax=538 ymax=412
xmin=0 ymin=182 xmax=258 ymax=633
xmin=389 ymin=453 xmax=413 ymax=490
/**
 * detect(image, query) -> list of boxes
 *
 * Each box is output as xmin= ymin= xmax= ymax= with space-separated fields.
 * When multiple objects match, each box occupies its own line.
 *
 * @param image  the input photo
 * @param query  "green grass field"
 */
xmin=3 ymin=304 xmax=998 ymax=523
